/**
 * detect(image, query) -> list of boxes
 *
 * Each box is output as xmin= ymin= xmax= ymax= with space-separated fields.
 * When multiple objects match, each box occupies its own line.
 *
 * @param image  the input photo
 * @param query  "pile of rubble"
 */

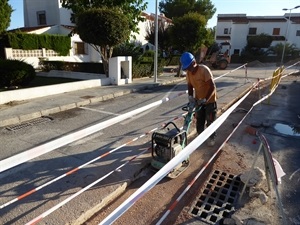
xmin=224 ymin=167 xmax=283 ymax=225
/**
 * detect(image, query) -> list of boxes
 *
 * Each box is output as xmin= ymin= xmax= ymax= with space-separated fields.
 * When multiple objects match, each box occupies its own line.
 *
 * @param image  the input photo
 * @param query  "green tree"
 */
xmin=241 ymin=33 xmax=273 ymax=59
xmin=268 ymin=43 xmax=300 ymax=60
xmin=168 ymin=12 xmax=210 ymax=53
xmin=159 ymin=0 xmax=216 ymax=20
xmin=247 ymin=33 xmax=273 ymax=49
xmin=76 ymin=8 xmax=130 ymax=75
xmin=61 ymin=0 xmax=147 ymax=34
xmin=0 ymin=0 xmax=13 ymax=33
xmin=113 ymin=41 xmax=143 ymax=61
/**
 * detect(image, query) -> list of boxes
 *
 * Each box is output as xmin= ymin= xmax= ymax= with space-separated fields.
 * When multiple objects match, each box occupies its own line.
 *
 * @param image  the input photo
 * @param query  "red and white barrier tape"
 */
xmin=0 ymin=90 xmax=187 ymax=173
xmin=99 ymin=85 xmax=254 ymax=225
xmin=156 ymin=85 xmax=262 ymax=224
xmin=155 ymin=64 xmax=299 ymax=223
xmin=214 ymin=63 xmax=247 ymax=81
xmin=25 ymin=147 xmax=150 ymax=225
xmin=0 ymin=112 xmax=185 ymax=210
xmin=6 ymin=64 xmax=292 ymax=223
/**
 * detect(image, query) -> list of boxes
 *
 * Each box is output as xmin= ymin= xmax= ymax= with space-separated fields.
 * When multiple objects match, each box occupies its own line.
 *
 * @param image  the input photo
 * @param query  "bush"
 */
xmin=0 ymin=32 xmax=71 ymax=56
xmin=132 ymin=62 xmax=153 ymax=78
xmin=132 ymin=57 xmax=167 ymax=78
xmin=112 ymin=42 xmax=143 ymax=61
xmin=0 ymin=59 xmax=36 ymax=87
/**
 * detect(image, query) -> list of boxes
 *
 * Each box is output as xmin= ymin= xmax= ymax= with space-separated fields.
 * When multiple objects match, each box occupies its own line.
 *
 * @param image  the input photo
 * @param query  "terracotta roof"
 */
xmin=290 ymin=16 xmax=300 ymax=24
xmin=141 ymin=11 xmax=172 ymax=23
xmin=218 ymin=14 xmax=293 ymax=24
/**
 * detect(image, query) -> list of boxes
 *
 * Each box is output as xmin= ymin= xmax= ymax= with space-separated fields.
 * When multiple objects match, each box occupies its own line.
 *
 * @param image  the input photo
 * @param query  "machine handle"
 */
xmin=162 ymin=121 xmax=180 ymax=132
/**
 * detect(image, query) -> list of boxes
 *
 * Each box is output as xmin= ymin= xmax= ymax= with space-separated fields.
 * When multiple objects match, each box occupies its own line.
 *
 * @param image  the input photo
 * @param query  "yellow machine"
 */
xmin=200 ymin=42 xmax=231 ymax=70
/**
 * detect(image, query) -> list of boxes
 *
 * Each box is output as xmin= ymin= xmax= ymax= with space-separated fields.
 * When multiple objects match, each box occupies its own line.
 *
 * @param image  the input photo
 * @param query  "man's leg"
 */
xmin=205 ymin=102 xmax=217 ymax=146
xmin=196 ymin=106 xmax=206 ymax=135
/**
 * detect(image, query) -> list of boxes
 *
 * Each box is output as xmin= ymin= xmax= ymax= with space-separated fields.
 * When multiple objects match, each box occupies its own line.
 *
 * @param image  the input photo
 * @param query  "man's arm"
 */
xmin=188 ymin=82 xmax=194 ymax=97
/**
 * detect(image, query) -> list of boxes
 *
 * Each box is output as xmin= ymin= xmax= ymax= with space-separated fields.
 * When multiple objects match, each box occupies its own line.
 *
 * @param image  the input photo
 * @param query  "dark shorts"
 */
xmin=196 ymin=102 xmax=217 ymax=138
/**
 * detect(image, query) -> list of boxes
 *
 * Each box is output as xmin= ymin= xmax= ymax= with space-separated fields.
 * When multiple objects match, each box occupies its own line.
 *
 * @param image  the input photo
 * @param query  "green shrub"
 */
xmin=0 ymin=32 xmax=71 ymax=56
xmin=132 ymin=58 xmax=167 ymax=78
xmin=112 ymin=42 xmax=143 ymax=61
xmin=166 ymin=55 xmax=180 ymax=66
xmin=132 ymin=62 xmax=153 ymax=78
xmin=0 ymin=59 xmax=36 ymax=87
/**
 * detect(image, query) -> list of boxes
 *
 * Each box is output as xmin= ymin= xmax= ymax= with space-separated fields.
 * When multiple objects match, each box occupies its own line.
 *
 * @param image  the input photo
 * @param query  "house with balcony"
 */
xmin=215 ymin=13 xmax=300 ymax=56
xmin=6 ymin=0 xmax=170 ymax=68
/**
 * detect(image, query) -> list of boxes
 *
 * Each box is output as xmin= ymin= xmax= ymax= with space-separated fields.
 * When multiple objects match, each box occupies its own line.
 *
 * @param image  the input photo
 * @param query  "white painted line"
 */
xmin=121 ymin=83 xmax=183 ymax=125
xmin=79 ymin=107 xmax=120 ymax=116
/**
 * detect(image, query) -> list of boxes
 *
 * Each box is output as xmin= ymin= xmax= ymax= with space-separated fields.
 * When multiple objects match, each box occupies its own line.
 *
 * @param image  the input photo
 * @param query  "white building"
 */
xmin=7 ymin=0 xmax=166 ymax=67
xmin=215 ymin=13 xmax=300 ymax=55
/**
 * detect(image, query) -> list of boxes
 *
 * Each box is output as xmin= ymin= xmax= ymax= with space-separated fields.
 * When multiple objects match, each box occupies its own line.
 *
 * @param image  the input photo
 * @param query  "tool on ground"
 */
xmin=151 ymin=100 xmax=201 ymax=178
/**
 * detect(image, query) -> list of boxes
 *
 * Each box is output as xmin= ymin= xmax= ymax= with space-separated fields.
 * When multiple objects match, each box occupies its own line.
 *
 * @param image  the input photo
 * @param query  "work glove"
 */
xmin=197 ymin=98 xmax=206 ymax=105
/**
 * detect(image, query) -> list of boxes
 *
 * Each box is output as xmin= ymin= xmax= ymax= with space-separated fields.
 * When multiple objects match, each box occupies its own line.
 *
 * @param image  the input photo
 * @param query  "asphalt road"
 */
xmin=0 ymin=65 xmax=299 ymax=224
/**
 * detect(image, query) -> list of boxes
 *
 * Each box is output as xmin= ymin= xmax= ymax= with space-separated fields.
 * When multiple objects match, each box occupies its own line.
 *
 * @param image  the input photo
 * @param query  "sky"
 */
xmin=8 ymin=0 xmax=300 ymax=30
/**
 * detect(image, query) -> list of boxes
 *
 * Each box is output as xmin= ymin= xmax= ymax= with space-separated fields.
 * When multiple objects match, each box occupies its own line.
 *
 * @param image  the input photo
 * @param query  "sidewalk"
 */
xmin=0 ymin=73 xmax=186 ymax=127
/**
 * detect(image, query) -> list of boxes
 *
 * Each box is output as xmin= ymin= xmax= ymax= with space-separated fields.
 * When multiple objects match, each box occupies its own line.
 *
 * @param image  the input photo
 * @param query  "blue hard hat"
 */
xmin=180 ymin=52 xmax=195 ymax=70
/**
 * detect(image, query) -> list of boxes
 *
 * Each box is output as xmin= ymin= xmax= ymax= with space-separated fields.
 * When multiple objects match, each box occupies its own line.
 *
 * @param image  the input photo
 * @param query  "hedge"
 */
xmin=0 ymin=32 xmax=71 ymax=56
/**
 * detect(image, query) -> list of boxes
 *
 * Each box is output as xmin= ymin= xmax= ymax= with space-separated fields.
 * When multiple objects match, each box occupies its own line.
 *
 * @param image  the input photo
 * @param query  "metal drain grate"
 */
xmin=189 ymin=170 xmax=241 ymax=225
xmin=6 ymin=116 xmax=53 ymax=131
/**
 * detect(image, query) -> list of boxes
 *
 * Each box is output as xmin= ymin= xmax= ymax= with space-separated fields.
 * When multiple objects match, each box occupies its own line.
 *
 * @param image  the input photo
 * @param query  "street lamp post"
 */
xmin=154 ymin=0 xmax=158 ymax=83
xmin=280 ymin=5 xmax=300 ymax=65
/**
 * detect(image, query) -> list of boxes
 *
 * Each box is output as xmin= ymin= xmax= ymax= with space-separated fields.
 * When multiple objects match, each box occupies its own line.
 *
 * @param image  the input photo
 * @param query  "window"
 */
xmin=297 ymin=30 xmax=300 ymax=36
xmin=70 ymin=13 xmax=75 ymax=23
xmin=233 ymin=49 xmax=240 ymax=55
xmin=37 ymin=11 xmax=46 ymax=25
xmin=248 ymin=27 xmax=257 ymax=35
xmin=74 ymin=42 xmax=88 ymax=55
xmin=223 ymin=28 xmax=231 ymax=34
xmin=273 ymin=28 xmax=280 ymax=35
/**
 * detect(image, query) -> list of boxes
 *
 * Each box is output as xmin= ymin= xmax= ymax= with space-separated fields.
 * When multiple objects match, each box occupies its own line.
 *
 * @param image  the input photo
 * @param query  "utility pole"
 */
xmin=154 ymin=0 xmax=158 ymax=83
xmin=280 ymin=5 xmax=300 ymax=65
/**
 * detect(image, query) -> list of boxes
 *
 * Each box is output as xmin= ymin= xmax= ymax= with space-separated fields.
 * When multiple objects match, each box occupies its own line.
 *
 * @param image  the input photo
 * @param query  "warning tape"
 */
xmin=155 ymin=64 xmax=300 ymax=224
xmin=0 ymin=90 xmax=187 ymax=173
xmin=0 ymin=112 xmax=185 ymax=210
xmin=214 ymin=63 xmax=247 ymax=81
xmin=99 ymin=84 xmax=255 ymax=225
xmin=156 ymin=85 xmax=262 ymax=224
xmin=5 ymin=64 xmax=292 ymax=223
xmin=0 ymin=63 xmax=254 ymax=173
xmin=25 ymin=147 xmax=150 ymax=225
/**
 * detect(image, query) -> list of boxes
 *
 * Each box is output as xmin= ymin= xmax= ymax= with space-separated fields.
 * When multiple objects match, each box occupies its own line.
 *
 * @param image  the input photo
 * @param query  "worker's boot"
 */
xmin=207 ymin=137 xmax=215 ymax=147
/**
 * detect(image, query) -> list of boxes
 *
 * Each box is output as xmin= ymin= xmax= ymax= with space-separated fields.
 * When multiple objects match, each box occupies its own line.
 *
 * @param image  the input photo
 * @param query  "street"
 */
xmin=0 ymin=65 xmax=299 ymax=224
